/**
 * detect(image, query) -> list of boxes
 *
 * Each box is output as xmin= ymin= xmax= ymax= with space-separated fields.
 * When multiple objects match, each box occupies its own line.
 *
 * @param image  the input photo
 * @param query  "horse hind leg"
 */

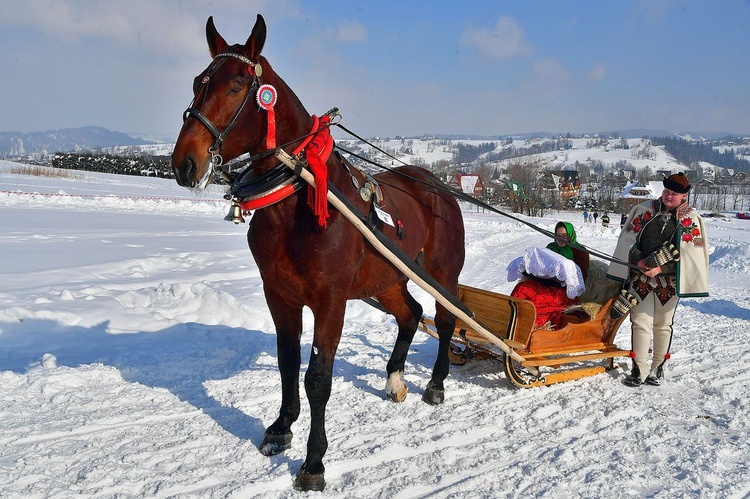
xmin=377 ymin=283 xmax=423 ymax=403
xmin=422 ymin=302 xmax=457 ymax=405
xmin=419 ymin=241 xmax=463 ymax=405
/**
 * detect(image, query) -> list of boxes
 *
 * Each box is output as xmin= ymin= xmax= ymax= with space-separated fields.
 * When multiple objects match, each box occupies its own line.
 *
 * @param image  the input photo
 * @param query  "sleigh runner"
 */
xmin=419 ymin=282 xmax=631 ymax=388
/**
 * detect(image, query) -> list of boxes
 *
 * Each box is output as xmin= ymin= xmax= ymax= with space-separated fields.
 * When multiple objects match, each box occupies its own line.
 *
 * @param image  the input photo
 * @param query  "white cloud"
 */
xmin=460 ymin=16 xmax=532 ymax=59
xmin=0 ymin=0 xmax=284 ymax=59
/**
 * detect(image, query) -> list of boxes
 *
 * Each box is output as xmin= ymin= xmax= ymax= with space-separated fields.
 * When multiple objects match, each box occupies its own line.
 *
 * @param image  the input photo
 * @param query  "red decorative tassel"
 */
xmin=305 ymin=115 xmax=333 ymax=228
xmin=266 ymin=106 xmax=276 ymax=149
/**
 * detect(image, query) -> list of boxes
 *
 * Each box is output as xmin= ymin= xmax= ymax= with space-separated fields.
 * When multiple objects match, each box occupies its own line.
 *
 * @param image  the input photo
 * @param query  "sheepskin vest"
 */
xmin=607 ymin=200 xmax=709 ymax=297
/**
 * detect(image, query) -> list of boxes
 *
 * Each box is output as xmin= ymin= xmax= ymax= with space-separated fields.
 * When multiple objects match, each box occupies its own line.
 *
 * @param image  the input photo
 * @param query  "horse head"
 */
xmin=172 ymin=14 xmax=309 ymax=189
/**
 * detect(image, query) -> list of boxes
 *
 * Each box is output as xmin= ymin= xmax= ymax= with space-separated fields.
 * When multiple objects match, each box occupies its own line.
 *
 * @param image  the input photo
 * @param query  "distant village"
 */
xmin=447 ymin=165 xmax=749 ymax=217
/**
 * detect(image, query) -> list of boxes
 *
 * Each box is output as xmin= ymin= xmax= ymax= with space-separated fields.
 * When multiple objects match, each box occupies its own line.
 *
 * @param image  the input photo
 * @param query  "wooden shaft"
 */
xmin=275 ymin=149 xmax=526 ymax=364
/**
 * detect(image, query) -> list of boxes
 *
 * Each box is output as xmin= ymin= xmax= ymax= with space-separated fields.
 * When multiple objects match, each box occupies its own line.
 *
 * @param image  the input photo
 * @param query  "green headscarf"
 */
xmin=546 ymin=221 xmax=577 ymax=261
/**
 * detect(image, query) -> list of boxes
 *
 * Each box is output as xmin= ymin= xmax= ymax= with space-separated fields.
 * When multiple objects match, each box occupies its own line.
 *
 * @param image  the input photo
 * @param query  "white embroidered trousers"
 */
xmin=629 ymin=292 xmax=679 ymax=381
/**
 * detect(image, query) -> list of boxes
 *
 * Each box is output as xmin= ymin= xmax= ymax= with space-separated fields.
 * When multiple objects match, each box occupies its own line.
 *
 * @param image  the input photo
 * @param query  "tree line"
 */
xmin=649 ymin=136 xmax=750 ymax=173
xmin=51 ymin=152 xmax=174 ymax=178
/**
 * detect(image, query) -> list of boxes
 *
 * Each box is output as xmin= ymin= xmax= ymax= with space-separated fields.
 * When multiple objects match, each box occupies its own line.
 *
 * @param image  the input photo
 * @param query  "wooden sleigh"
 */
xmin=420 ymin=283 xmax=631 ymax=388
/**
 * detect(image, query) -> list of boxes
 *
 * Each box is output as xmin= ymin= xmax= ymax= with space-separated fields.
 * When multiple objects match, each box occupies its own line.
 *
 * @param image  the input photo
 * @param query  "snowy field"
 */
xmin=1 ymin=162 xmax=749 ymax=498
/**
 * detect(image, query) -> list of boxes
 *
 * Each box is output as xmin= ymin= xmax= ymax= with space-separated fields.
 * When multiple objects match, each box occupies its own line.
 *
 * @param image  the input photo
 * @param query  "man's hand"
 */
xmin=637 ymin=258 xmax=661 ymax=277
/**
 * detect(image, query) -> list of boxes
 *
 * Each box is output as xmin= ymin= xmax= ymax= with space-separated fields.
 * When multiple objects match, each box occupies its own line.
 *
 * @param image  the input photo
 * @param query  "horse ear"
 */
xmin=206 ymin=16 xmax=228 ymax=59
xmin=245 ymin=14 xmax=266 ymax=60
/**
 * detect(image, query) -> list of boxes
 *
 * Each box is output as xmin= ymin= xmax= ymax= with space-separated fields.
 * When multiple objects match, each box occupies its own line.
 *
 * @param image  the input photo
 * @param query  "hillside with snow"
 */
xmin=342 ymin=136 xmax=689 ymax=175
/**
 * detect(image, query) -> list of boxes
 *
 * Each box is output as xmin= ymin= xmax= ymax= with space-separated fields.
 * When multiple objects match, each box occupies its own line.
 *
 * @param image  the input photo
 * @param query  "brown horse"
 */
xmin=171 ymin=14 xmax=465 ymax=491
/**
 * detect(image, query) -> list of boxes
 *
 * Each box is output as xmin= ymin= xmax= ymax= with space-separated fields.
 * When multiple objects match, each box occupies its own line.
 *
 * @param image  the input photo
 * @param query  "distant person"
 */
xmin=601 ymin=213 xmax=610 ymax=227
xmin=583 ymin=210 xmax=589 ymax=224
xmin=607 ymin=173 xmax=709 ymax=387
xmin=593 ymin=212 xmax=599 ymax=224
xmin=620 ymin=213 xmax=628 ymax=228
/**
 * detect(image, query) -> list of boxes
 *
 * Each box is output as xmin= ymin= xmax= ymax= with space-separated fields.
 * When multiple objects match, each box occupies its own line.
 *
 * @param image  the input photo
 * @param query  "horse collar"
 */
xmin=223 ymin=116 xmax=331 ymax=220
xmin=226 ymin=164 xmax=306 ymax=214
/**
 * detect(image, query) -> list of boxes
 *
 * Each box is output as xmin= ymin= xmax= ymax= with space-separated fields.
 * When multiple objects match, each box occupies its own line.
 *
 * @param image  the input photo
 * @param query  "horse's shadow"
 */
xmin=0 ymin=319 xmax=278 ymax=444
xmin=0 ymin=318 xmax=390 ymax=444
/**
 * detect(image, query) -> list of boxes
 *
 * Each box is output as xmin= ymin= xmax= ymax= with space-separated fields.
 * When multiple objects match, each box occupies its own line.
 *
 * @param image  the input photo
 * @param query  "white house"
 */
xmin=619 ymin=180 xmax=665 ymax=207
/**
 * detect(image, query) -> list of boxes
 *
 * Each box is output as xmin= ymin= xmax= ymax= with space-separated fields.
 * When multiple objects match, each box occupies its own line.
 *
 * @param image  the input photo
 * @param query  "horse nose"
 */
xmin=172 ymin=153 xmax=199 ymax=188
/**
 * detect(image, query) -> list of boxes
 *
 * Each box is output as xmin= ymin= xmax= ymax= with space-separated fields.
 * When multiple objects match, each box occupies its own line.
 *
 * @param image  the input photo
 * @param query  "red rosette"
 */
xmin=256 ymin=84 xmax=277 ymax=110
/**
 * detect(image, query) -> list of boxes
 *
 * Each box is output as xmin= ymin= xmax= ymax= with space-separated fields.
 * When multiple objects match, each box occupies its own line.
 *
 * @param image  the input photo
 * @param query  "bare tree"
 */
xmin=506 ymin=159 xmax=545 ymax=215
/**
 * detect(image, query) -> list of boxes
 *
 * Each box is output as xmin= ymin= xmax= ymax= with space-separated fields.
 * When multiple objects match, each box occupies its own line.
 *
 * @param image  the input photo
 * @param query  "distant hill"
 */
xmin=412 ymin=129 xmax=746 ymax=141
xmin=0 ymin=126 xmax=154 ymax=157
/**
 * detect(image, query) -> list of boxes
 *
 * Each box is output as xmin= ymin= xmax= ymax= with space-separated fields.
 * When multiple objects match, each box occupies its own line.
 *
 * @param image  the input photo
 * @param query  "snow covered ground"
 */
xmin=1 ymin=162 xmax=749 ymax=498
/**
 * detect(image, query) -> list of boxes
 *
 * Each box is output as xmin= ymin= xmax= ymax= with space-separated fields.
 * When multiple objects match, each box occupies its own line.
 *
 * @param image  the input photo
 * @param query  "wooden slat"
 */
xmin=522 ymin=343 xmax=611 ymax=357
xmin=537 ymin=366 xmax=608 ymax=385
xmin=521 ymin=348 xmax=631 ymax=367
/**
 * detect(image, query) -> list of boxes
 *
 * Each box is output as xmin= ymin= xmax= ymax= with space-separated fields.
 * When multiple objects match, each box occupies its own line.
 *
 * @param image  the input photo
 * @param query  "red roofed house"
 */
xmin=450 ymin=173 xmax=484 ymax=197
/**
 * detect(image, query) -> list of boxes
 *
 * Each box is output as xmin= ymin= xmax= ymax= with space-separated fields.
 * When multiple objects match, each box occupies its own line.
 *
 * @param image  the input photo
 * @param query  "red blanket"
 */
xmin=511 ymin=279 xmax=575 ymax=328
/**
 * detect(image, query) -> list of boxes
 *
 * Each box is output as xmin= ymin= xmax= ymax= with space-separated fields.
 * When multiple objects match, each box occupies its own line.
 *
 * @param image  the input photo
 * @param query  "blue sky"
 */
xmin=0 ymin=0 xmax=748 ymax=139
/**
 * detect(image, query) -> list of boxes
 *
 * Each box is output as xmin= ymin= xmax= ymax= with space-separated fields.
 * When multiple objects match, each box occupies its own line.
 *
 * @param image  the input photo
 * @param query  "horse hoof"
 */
xmin=386 ymin=385 xmax=408 ymax=403
xmin=259 ymin=431 xmax=293 ymax=456
xmin=422 ymin=382 xmax=445 ymax=405
xmin=293 ymin=462 xmax=326 ymax=492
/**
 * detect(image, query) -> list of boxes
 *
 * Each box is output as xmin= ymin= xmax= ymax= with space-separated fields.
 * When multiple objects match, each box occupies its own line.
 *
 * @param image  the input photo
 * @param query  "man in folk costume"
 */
xmin=607 ymin=173 xmax=709 ymax=387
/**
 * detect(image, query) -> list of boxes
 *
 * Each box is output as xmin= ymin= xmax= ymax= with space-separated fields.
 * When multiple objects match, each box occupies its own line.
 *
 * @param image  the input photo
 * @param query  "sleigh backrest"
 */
xmin=455 ymin=284 xmax=536 ymax=346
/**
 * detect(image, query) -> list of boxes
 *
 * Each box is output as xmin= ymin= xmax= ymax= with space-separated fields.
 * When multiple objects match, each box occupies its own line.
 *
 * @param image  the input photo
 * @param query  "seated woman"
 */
xmin=507 ymin=222 xmax=588 ymax=329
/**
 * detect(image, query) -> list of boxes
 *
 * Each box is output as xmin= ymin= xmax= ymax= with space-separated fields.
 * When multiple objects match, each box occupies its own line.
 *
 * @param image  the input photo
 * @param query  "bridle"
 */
xmin=182 ymin=51 xmax=261 ymax=168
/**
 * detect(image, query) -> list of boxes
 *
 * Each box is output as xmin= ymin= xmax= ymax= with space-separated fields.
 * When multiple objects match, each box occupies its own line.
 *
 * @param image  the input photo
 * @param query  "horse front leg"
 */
xmin=259 ymin=296 xmax=303 ymax=457
xmin=293 ymin=302 xmax=346 ymax=492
